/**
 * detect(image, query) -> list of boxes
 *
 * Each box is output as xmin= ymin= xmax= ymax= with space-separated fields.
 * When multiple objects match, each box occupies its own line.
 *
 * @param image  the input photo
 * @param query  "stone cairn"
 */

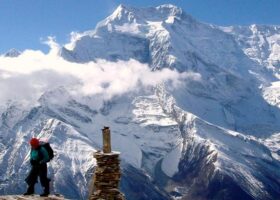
xmin=89 ymin=127 xmax=125 ymax=200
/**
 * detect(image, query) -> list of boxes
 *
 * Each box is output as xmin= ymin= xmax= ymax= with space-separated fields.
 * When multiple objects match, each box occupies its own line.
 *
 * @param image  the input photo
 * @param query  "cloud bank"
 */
xmin=0 ymin=41 xmax=200 ymax=108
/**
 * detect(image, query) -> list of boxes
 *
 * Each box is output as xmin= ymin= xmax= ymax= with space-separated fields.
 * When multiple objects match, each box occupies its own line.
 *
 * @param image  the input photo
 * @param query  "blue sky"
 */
xmin=0 ymin=0 xmax=279 ymax=54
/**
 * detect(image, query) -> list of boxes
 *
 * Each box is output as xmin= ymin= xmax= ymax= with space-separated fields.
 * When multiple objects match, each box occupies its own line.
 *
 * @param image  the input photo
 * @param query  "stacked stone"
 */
xmin=90 ymin=151 xmax=125 ymax=200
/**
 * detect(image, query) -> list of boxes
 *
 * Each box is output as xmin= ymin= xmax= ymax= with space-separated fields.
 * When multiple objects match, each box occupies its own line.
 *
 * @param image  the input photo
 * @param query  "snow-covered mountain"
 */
xmin=3 ymin=49 xmax=21 ymax=58
xmin=1 ymin=4 xmax=280 ymax=200
xmin=60 ymin=4 xmax=280 ymax=136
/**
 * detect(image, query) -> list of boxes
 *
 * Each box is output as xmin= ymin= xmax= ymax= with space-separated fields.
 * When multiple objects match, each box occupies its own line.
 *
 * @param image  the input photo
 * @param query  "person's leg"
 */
xmin=39 ymin=163 xmax=50 ymax=196
xmin=24 ymin=166 xmax=39 ymax=195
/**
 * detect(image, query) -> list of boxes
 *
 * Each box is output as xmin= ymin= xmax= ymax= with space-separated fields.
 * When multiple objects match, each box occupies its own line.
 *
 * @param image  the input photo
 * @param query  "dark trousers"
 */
xmin=25 ymin=163 xmax=50 ymax=191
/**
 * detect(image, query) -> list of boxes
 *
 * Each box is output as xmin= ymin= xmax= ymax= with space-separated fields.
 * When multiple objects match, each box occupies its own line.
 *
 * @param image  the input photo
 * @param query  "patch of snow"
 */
xmin=263 ymin=81 xmax=280 ymax=107
xmin=161 ymin=142 xmax=183 ymax=177
xmin=115 ymin=22 xmax=141 ymax=35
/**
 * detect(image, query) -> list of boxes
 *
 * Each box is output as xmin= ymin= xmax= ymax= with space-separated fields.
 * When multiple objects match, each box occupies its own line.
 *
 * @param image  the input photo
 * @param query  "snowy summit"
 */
xmin=4 ymin=49 xmax=21 ymax=58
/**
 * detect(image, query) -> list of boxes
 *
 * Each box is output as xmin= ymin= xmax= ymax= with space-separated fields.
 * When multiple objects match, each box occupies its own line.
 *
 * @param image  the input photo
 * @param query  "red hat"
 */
xmin=29 ymin=138 xmax=39 ymax=148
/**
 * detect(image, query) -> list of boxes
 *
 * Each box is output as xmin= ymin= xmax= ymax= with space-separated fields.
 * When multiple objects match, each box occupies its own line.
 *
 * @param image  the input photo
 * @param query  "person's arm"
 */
xmin=40 ymin=147 xmax=49 ymax=164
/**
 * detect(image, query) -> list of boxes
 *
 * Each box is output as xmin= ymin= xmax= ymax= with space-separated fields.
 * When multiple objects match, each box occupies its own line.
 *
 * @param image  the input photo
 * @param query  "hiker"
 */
xmin=24 ymin=138 xmax=50 ymax=197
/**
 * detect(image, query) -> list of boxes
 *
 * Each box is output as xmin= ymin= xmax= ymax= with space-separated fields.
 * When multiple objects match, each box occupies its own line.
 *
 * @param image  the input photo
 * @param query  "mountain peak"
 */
xmin=113 ymin=4 xmax=129 ymax=15
xmin=4 ymin=48 xmax=21 ymax=57
xmin=116 ymin=4 xmax=130 ymax=11
xmin=109 ymin=4 xmax=136 ymax=22
xmin=106 ymin=4 xmax=189 ymax=25
xmin=156 ymin=4 xmax=183 ymax=17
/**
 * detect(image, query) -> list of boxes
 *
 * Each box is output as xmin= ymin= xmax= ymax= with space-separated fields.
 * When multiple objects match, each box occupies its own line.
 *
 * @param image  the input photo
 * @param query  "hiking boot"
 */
xmin=23 ymin=191 xmax=34 ymax=195
xmin=23 ymin=185 xmax=34 ymax=195
xmin=40 ymin=192 xmax=49 ymax=197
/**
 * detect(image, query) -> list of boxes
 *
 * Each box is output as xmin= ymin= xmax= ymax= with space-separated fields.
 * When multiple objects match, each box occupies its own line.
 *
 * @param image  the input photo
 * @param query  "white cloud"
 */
xmin=0 ymin=69 xmax=77 ymax=106
xmin=0 ymin=41 xmax=200 ymax=108
xmin=42 ymin=36 xmax=61 ymax=55
xmin=64 ymin=32 xmax=84 ymax=50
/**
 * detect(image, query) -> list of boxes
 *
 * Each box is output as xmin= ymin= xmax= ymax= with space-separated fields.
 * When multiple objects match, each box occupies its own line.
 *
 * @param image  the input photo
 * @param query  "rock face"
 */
xmin=90 ymin=151 xmax=125 ymax=200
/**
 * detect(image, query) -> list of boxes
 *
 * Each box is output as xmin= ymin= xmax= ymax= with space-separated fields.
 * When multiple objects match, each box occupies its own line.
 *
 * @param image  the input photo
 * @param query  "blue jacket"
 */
xmin=30 ymin=146 xmax=49 ymax=164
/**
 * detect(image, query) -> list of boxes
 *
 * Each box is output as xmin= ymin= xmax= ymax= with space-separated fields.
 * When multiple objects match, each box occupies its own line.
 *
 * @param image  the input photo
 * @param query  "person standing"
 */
xmin=24 ymin=138 xmax=50 ymax=197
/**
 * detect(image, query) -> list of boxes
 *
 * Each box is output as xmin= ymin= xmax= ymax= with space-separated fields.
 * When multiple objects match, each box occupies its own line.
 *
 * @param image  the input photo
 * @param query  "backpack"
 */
xmin=40 ymin=142 xmax=54 ymax=162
